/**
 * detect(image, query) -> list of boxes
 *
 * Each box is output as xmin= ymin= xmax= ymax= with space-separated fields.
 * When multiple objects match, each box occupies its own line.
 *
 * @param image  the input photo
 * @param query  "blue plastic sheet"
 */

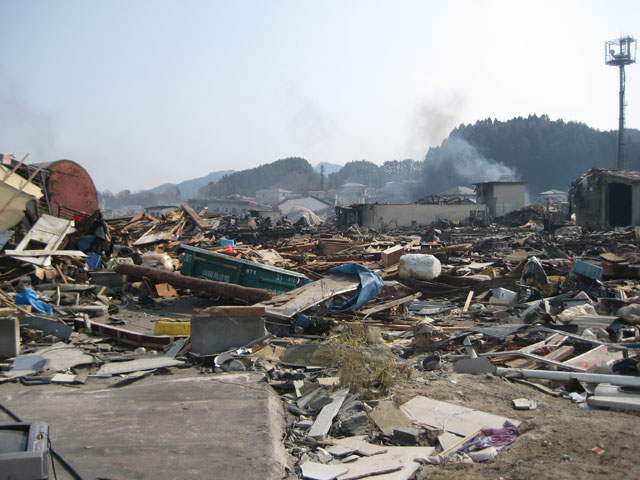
xmin=329 ymin=263 xmax=384 ymax=312
xmin=87 ymin=252 xmax=102 ymax=269
xmin=15 ymin=287 xmax=53 ymax=315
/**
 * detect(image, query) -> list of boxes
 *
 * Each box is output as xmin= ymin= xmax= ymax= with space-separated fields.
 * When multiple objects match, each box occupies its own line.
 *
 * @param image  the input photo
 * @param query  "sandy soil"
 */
xmin=388 ymin=369 xmax=640 ymax=480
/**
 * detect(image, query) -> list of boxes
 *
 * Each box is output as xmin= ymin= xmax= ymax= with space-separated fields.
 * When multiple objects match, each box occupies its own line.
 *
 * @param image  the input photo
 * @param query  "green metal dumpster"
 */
xmin=180 ymin=244 xmax=307 ymax=295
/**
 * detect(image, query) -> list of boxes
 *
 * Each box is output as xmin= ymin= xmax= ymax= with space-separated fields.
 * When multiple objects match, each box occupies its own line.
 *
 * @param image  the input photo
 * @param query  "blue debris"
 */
xmin=573 ymin=260 xmax=603 ymax=281
xmin=15 ymin=287 xmax=53 ymax=315
xmin=328 ymin=263 xmax=384 ymax=312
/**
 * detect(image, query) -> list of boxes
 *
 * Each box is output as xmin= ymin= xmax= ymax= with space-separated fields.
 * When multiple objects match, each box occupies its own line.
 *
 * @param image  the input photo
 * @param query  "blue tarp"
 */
xmin=329 ymin=263 xmax=384 ymax=312
xmin=15 ymin=287 xmax=53 ymax=315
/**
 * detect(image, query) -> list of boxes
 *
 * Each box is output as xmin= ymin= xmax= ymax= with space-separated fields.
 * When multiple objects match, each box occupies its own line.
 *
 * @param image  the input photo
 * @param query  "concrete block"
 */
xmin=89 ymin=271 xmax=127 ymax=288
xmin=0 ymin=317 xmax=19 ymax=357
xmin=191 ymin=306 xmax=266 ymax=354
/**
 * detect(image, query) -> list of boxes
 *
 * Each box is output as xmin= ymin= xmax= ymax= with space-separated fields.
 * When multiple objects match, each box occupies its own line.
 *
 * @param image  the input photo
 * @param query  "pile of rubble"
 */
xmin=1 ymin=197 xmax=640 ymax=479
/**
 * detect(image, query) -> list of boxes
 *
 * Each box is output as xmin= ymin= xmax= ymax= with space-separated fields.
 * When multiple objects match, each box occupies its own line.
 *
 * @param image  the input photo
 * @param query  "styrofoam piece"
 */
xmin=468 ymin=446 xmax=498 ymax=462
xmin=398 ymin=254 xmax=441 ymax=281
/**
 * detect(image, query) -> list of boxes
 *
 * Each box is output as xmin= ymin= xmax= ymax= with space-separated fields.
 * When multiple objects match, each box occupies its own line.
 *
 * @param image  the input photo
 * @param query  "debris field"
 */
xmin=1 ymin=162 xmax=640 ymax=479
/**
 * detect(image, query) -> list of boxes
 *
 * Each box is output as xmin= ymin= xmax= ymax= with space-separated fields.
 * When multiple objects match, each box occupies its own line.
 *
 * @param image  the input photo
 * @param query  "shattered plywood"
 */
xmin=262 ymin=274 xmax=360 ymax=320
xmin=11 ymin=214 xmax=75 ymax=267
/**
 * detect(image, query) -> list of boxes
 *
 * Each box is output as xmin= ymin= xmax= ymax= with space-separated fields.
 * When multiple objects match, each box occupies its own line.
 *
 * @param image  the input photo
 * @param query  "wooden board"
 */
xmin=96 ymin=357 xmax=184 ymax=376
xmin=155 ymin=282 xmax=180 ymax=297
xmin=360 ymin=293 xmax=421 ymax=318
xmin=6 ymin=249 xmax=87 ymax=257
xmin=12 ymin=214 xmax=75 ymax=266
xmin=563 ymin=345 xmax=624 ymax=370
xmin=381 ymin=245 xmax=404 ymax=267
xmin=506 ymin=345 xmax=575 ymax=370
xmin=261 ymin=274 xmax=359 ymax=320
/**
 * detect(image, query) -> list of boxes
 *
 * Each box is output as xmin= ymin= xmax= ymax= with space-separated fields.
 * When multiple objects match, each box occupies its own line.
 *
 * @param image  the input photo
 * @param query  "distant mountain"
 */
xmin=147 ymin=115 xmax=640 ymax=203
xmin=198 ymin=158 xmax=322 ymax=198
xmin=314 ymin=162 xmax=343 ymax=176
xmin=150 ymin=170 xmax=235 ymax=198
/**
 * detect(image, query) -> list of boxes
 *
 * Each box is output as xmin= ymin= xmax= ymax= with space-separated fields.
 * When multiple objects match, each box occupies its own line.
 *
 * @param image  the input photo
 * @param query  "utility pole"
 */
xmin=605 ymin=36 xmax=636 ymax=169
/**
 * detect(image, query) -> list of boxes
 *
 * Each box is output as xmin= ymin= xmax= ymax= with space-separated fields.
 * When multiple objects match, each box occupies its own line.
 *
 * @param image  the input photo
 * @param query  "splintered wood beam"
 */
xmin=115 ymin=264 xmax=274 ymax=303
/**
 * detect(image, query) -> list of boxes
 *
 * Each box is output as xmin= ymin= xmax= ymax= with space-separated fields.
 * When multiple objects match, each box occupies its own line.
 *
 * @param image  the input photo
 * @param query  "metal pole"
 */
xmin=618 ymin=64 xmax=626 ymax=169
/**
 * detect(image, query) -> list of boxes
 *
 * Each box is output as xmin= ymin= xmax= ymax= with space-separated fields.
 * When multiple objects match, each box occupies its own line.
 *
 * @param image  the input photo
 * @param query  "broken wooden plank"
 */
xmin=440 ymin=429 xmax=483 ymax=456
xmin=71 ymin=317 xmax=185 ymax=349
xmin=437 ymin=432 xmax=463 ymax=452
xmin=360 ymin=293 xmax=421 ymax=319
xmin=96 ymin=357 xmax=184 ymax=376
xmin=12 ymin=214 xmax=75 ymax=267
xmin=54 ymin=264 xmax=69 ymax=284
xmin=503 ymin=333 xmax=567 ymax=365
xmin=181 ymin=204 xmax=209 ymax=230
xmin=262 ymin=274 xmax=359 ymax=320
xmin=563 ymin=345 xmax=624 ymax=370
xmin=506 ymin=344 xmax=575 ymax=370
xmin=462 ymin=290 xmax=474 ymax=312
xmin=381 ymin=245 xmax=404 ymax=267
xmin=155 ymin=282 xmax=179 ymax=297
xmin=0 ymin=163 xmax=44 ymax=220
xmin=115 ymin=263 xmax=274 ymax=303
xmin=514 ymin=351 xmax=586 ymax=372
xmin=133 ymin=226 xmax=172 ymax=246
xmin=5 ymin=249 xmax=87 ymax=257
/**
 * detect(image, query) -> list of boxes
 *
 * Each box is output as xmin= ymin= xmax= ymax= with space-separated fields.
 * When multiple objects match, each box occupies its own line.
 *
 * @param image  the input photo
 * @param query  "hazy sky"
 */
xmin=1 ymin=0 xmax=638 ymax=192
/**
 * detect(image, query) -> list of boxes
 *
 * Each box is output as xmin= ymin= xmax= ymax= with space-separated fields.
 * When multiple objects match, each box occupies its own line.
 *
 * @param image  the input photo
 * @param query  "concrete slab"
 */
xmin=0 ymin=371 xmax=288 ymax=479
xmin=0 ymin=317 xmax=19 ymax=357
xmin=190 ymin=313 xmax=265 ymax=355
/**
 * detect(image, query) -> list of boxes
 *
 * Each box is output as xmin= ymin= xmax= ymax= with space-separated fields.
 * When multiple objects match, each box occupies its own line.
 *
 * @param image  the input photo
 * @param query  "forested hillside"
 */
xmin=197 ymin=157 xmax=323 ymax=197
xmin=424 ymin=115 xmax=640 ymax=195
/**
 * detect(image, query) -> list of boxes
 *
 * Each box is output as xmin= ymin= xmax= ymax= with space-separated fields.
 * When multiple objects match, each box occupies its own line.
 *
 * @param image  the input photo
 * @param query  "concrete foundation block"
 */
xmin=191 ymin=306 xmax=265 ymax=355
xmin=0 ymin=317 xmax=20 ymax=357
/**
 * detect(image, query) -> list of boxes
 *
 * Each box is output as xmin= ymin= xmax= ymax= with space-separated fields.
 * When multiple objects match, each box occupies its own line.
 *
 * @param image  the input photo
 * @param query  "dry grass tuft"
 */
xmin=329 ymin=323 xmax=399 ymax=399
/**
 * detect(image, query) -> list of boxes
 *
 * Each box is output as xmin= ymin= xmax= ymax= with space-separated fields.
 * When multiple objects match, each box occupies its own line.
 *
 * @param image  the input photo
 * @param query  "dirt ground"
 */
xmin=388 ymin=368 xmax=640 ymax=480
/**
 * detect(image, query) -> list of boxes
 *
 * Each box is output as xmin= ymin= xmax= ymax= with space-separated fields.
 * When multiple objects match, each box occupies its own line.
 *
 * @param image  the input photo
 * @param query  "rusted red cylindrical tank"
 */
xmin=40 ymin=160 xmax=98 ymax=219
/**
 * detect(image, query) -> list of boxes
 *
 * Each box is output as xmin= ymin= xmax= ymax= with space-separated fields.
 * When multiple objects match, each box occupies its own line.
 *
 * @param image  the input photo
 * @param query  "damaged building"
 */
xmin=474 ymin=179 xmax=526 ymax=217
xmin=336 ymin=203 xmax=487 ymax=229
xmin=571 ymin=168 xmax=640 ymax=229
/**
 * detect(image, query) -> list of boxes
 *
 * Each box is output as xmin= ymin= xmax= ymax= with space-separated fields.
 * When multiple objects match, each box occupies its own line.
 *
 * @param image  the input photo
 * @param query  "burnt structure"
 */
xmin=570 ymin=168 xmax=640 ymax=229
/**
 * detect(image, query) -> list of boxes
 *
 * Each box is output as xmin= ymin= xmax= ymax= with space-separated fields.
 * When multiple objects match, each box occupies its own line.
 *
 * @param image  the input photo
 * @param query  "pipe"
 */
xmin=496 ymin=367 xmax=640 ymax=388
xmin=115 ymin=264 xmax=274 ymax=303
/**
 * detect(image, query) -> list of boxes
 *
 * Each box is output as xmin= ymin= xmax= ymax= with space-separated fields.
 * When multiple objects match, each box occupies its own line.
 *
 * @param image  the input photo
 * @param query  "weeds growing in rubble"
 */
xmin=329 ymin=323 xmax=399 ymax=399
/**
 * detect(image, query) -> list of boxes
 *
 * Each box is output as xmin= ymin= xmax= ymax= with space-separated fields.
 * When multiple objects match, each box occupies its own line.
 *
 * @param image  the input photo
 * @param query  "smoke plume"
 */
xmin=421 ymin=135 xmax=517 ymax=194
xmin=0 ymin=68 xmax=58 ymax=161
